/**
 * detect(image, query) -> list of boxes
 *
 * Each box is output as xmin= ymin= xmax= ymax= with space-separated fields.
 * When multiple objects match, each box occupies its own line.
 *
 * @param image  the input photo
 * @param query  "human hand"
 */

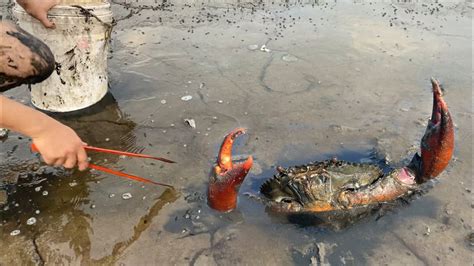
xmin=32 ymin=121 xmax=89 ymax=171
xmin=1 ymin=96 xmax=88 ymax=170
xmin=17 ymin=0 xmax=60 ymax=28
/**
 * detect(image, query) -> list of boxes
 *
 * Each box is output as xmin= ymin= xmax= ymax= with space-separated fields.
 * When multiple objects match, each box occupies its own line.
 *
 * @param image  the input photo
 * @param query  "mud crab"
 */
xmin=208 ymin=78 xmax=454 ymax=213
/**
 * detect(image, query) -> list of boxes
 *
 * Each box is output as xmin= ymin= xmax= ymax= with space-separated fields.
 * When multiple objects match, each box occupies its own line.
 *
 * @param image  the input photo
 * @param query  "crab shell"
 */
xmin=260 ymin=160 xmax=416 ymax=213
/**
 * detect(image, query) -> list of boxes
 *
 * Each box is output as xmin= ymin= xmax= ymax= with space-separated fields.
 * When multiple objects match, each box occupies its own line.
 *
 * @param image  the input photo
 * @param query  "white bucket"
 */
xmin=13 ymin=1 xmax=113 ymax=112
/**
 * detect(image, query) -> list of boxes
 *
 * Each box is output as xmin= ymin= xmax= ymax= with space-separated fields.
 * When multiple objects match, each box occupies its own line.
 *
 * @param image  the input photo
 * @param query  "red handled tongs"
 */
xmin=31 ymin=144 xmax=175 ymax=188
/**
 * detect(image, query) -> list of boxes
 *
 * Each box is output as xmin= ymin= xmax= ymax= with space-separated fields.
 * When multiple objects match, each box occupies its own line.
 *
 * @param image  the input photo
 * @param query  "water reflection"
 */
xmin=0 ymin=93 xmax=178 ymax=263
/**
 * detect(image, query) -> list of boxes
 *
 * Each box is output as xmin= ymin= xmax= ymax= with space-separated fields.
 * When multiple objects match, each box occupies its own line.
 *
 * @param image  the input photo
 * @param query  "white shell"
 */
xmin=184 ymin=119 xmax=196 ymax=129
xmin=27 ymin=217 xmax=37 ymax=225
xmin=122 ymin=193 xmax=133 ymax=200
xmin=181 ymin=95 xmax=193 ymax=101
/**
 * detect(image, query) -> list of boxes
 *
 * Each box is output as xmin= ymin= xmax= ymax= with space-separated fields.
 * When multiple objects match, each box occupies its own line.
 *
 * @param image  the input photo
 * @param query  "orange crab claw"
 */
xmin=418 ymin=78 xmax=454 ymax=182
xmin=208 ymin=128 xmax=253 ymax=212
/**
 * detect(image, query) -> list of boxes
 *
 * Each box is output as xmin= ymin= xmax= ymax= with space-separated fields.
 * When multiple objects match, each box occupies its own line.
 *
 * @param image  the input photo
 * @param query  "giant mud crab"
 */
xmin=208 ymin=79 xmax=454 ymax=214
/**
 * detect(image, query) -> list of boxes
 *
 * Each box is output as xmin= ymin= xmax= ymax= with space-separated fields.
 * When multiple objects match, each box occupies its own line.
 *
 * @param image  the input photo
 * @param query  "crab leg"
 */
xmin=208 ymin=128 xmax=253 ymax=212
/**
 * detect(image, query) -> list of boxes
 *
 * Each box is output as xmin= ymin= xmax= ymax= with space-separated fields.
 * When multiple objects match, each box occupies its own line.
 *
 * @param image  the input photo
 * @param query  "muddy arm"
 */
xmin=0 ymin=21 xmax=54 ymax=92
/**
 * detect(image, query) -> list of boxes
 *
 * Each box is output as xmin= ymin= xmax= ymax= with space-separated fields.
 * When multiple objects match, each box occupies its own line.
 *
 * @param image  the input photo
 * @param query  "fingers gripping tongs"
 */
xmin=31 ymin=144 xmax=175 ymax=188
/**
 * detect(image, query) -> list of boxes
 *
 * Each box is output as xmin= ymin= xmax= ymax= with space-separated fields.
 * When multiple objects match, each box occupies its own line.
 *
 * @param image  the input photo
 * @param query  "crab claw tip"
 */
xmin=208 ymin=128 xmax=253 ymax=212
xmin=419 ymin=78 xmax=454 ymax=182
xmin=217 ymin=128 xmax=248 ymax=170
xmin=242 ymin=155 xmax=253 ymax=172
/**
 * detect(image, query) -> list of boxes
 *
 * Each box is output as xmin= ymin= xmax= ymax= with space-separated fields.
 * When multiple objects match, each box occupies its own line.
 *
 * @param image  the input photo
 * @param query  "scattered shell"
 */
xmin=181 ymin=95 xmax=193 ymax=101
xmin=122 ymin=193 xmax=133 ymax=200
xmin=160 ymin=99 xmax=167 ymax=104
xmin=109 ymin=193 xmax=115 ymax=198
xmin=35 ymin=210 xmax=40 ymax=214
xmin=282 ymin=54 xmax=298 ymax=62
xmin=42 ymin=191 xmax=48 ymax=196
xmin=424 ymin=225 xmax=431 ymax=236
xmin=69 ymin=181 xmax=78 ymax=187
xmin=90 ymin=204 xmax=96 ymax=209
xmin=260 ymin=44 xmax=271 ymax=52
xmin=184 ymin=119 xmax=196 ymax=129
xmin=183 ymin=144 xmax=187 ymax=148
xmin=247 ymin=44 xmax=259 ymax=50
xmin=0 ymin=128 xmax=9 ymax=139
xmin=199 ymin=83 xmax=205 ymax=89
xmin=218 ymin=100 xmax=224 ymax=104
xmin=212 ymin=116 xmax=217 ymax=120
xmin=34 ymin=186 xmax=42 ymax=192
xmin=10 ymin=230 xmax=20 ymax=236
xmin=26 ymin=217 xmax=37 ymax=225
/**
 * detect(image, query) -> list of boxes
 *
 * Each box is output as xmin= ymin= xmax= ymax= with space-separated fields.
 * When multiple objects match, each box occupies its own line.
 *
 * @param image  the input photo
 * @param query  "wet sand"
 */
xmin=0 ymin=0 xmax=472 ymax=265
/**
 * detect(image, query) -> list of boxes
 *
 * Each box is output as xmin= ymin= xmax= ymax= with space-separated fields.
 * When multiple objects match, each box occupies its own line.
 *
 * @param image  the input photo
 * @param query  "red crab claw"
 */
xmin=418 ymin=78 xmax=454 ymax=182
xmin=208 ymin=128 xmax=253 ymax=212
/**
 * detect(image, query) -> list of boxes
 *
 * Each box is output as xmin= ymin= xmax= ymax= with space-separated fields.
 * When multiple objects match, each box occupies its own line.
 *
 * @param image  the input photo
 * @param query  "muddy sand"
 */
xmin=0 ymin=0 xmax=472 ymax=265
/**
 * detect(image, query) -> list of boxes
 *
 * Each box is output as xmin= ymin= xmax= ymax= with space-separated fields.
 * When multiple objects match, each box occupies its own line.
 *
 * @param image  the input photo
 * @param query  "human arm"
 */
xmin=0 ymin=95 xmax=89 ymax=170
xmin=16 ymin=0 xmax=60 ymax=28
xmin=0 ymin=21 xmax=55 ymax=90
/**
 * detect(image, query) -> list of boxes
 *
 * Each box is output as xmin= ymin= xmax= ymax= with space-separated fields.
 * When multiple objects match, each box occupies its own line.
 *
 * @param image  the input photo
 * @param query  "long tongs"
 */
xmin=31 ymin=144 xmax=175 ymax=188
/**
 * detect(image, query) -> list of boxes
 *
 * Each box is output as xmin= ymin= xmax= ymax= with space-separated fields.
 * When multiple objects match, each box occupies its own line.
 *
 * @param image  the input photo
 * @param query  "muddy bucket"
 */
xmin=13 ymin=1 xmax=113 ymax=112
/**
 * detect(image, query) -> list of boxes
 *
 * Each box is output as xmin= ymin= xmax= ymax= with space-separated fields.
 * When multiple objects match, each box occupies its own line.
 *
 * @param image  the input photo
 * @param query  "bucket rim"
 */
xmin=13 ymin=2 xmax=112 ymax=16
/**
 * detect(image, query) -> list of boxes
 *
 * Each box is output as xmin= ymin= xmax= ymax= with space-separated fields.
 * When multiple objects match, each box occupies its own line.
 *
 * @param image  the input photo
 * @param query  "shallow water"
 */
xmin=1 ymin=0 xmax=472 ymax=265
